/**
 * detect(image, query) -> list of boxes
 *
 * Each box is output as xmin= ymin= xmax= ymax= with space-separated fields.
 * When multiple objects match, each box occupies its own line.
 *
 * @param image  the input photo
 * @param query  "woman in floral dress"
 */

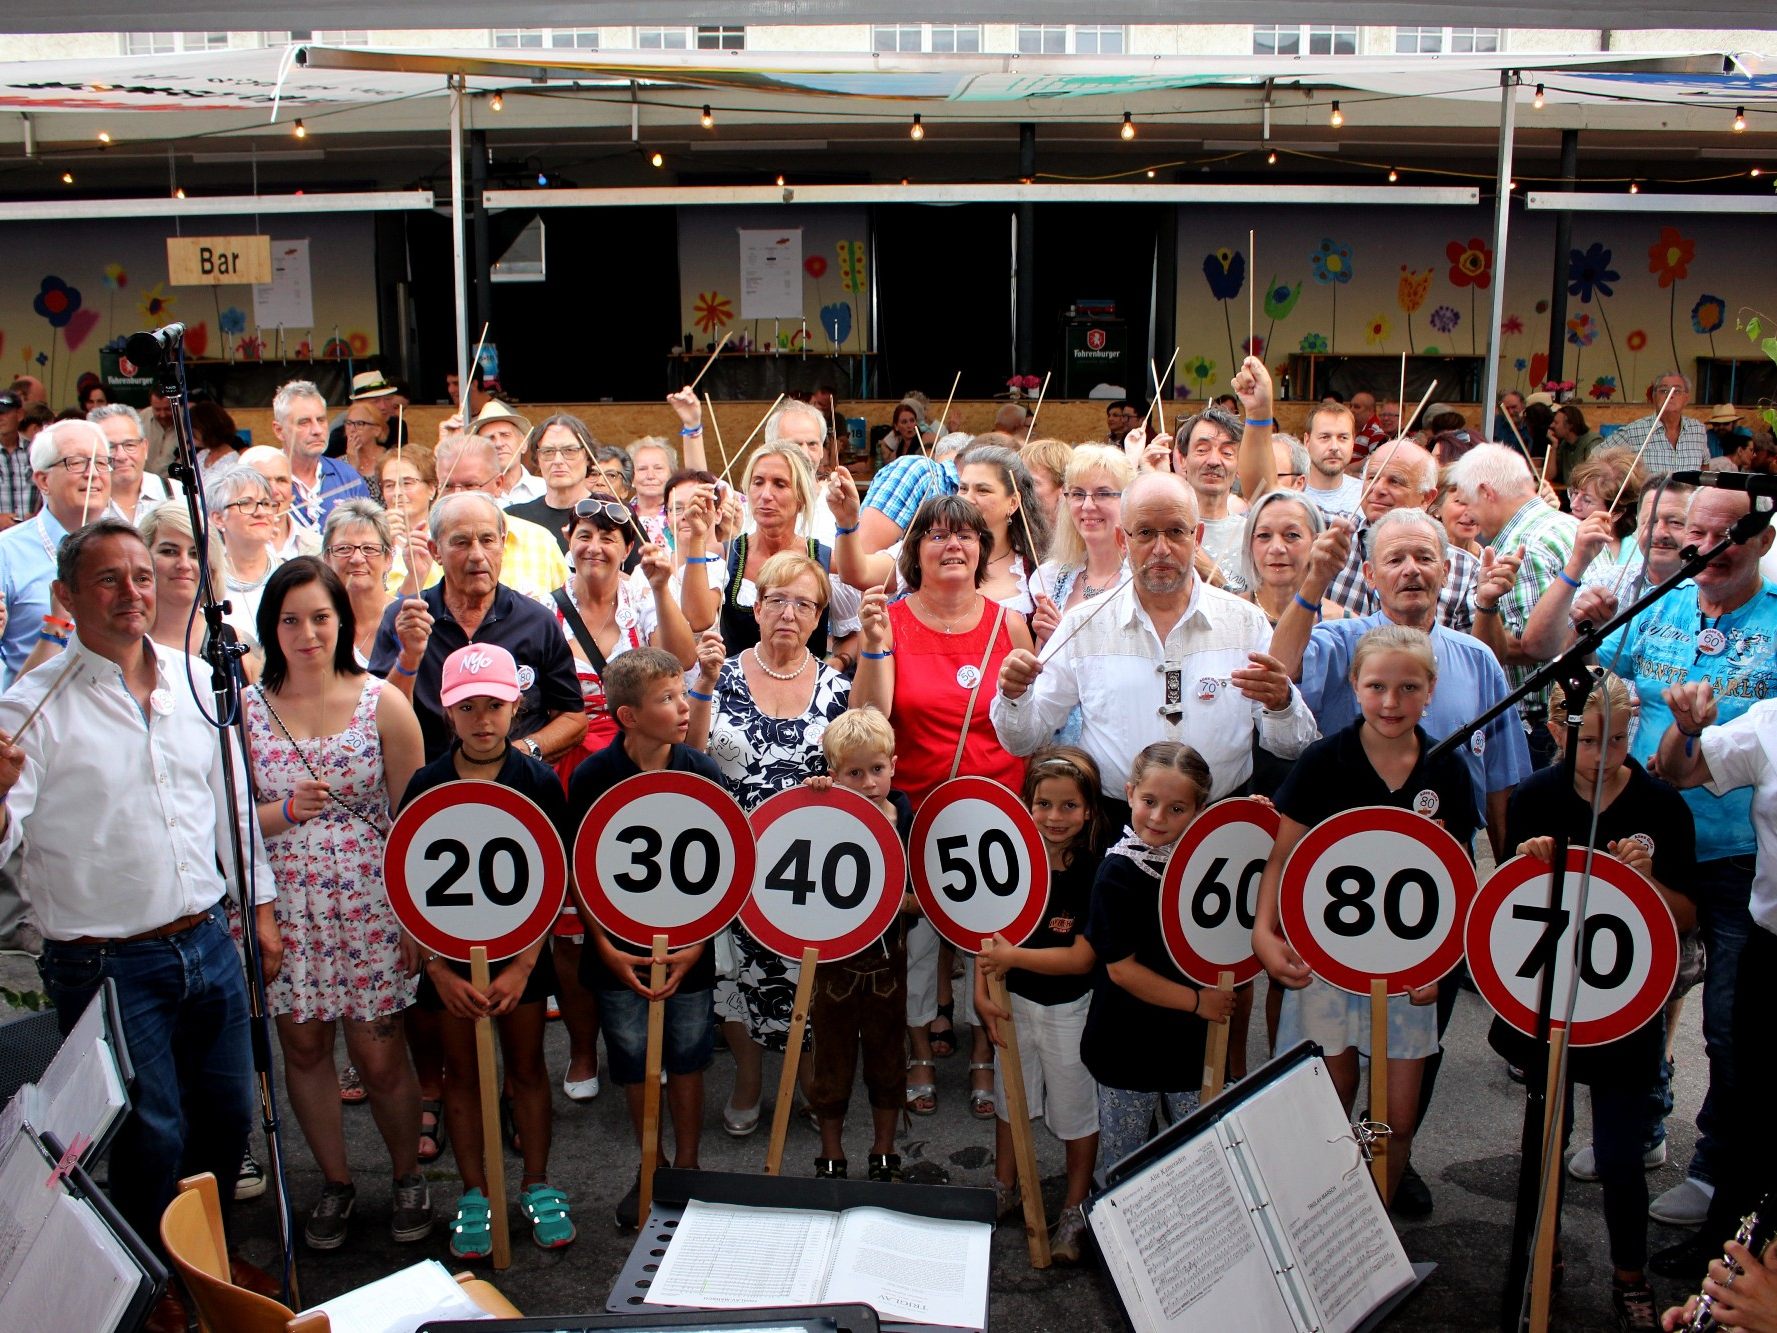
xmin=246 ymin=558 xmax=431 ymax=1249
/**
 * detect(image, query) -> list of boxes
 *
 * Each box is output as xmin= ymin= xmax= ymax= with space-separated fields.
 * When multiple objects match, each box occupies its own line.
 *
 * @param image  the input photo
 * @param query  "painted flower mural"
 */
xmin=1589 ymin=377 xmax=1618 ymax=401
xmin=1501 ymin=315 xmax=1524 ymax=336
xmin=1567 ymin=242 xmax=1625 ymax=388
xmin=1261 ymin=277 xmax=1302 ymax=356
xmin=1430 ymin=306 xmax=1461 ymax=336
xmin=693 ymin=290 xmax=733 ymax=336
xmin=1445 ymin=237 xmax=1492 ymax=352
xmin=1567 ymin=314 xmax=1598 ymax=347
xmin=1310 ymin=239 xmax=1352 ymax=350
xmin=1397 ymin=266 xmax=1432 ymax=350
xmin=1298 ymin=332 xmax=1329 ymax=354
xmin=1647 ymin=227 xmax=1694 ymax=288
xmin=1363 ymin=313 xmax=1392 ymax=347
xmin=1203 ymin=247 xmax=1247 ymax=368
xmin=1691 ymin=292 xmax=1726 ymax=355
xmin=1184 ymin=354 xmax=1217 ymax=396
xmin=33 ymin=276 xmax=80 ymax=329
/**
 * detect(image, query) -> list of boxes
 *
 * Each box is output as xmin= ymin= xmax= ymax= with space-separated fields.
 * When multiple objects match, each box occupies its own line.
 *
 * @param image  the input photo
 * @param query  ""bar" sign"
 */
xmin=166 ymin=235 xmax=272 ymax=286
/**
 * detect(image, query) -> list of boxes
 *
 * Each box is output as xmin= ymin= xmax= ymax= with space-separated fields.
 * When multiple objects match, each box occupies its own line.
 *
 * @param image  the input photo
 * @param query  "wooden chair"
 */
xmin=160 ymin=1172 xmax=521 ymax=1333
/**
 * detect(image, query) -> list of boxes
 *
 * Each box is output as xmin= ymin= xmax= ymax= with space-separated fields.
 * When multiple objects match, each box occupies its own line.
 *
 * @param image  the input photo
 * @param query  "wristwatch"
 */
xmin=521 ymin=737 xmax=543 ymax=759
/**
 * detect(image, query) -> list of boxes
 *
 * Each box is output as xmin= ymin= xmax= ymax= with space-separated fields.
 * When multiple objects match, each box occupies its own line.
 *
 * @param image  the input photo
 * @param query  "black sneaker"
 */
xmin=867 ymin=1154 xmax=902 ymax=1183
xmin=815 ymin=1158 xmax=848 ymax=1179
xmin=1391 ymin=1164 xmax=1434 ymax=1218
xmin=1611 ymin=1276 xmax=1658 ymax=1332
xmin=304 ymin=1181 xmax=356 ymax=1250
xmin=390 ymin=1172 xmax=433 ymax=1243
xmin=615 ymin=1175 xmax=642 ymax=1231
xmin=233 ymin=1149 xmax=266 ymax=1202
xmin=1648 ymin=1233 xmax=1720 ymax=1282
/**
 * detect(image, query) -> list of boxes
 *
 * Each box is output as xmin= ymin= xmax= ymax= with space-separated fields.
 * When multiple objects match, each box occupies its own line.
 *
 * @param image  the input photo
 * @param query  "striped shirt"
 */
xmin=1615 ymin=413 xmax=1708 ymax=477
xmin=1488 ymin=497 xmax=1578 ymax=713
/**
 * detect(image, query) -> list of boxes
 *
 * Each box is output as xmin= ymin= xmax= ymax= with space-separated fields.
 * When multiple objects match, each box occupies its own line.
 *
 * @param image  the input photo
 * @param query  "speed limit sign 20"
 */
xmin=1161 ymin=797 xmax=1278 ymax=987
xmin=741 ymin=787 xmax=906 ymax=962
xmin=384 ymin=781 xmax=569 ymax=963
xmin=1280 ymin=805 xmax=1477 ymax=996
xmin=1466 ymin=850 xmax=1679 ymax=1048
xmin=573 ymin=771 xmax=756 ymax=947
xmin=910 ymin=777 xmax=1048 ymax=952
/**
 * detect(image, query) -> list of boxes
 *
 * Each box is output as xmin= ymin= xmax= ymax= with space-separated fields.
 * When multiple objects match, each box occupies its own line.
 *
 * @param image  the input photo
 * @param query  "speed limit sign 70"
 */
xmin=911 ymin=777 xmax=1048 ymax=952
xmin=1161 ymin=797 xmax=1278 ymax=987
xmin=1466 ymin=850 xmax=1679 ymax=1048
xmin=573 ymin=771 xmax=755 ymax=947
xmin=741 ymin=787 xmax=906 ymax=962
xmin=1280 ymin=805 xmax=1477 ymax=996
xmin=384 ymin=781 xmax=568 ymax=963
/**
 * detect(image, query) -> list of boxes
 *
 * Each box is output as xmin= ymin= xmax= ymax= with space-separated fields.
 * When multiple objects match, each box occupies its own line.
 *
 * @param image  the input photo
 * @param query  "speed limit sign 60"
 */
xmin=573 ymin=771 xmax=755 ymax=947
xmin=910 ymin=777 xmax=1048 ymax=952
xmin=1466 ymin=850 xmax=1679 ymax=1047
xmin=384 ymin=781 xmax=568 ymax=963
xmin=741 ymin=787 xmax=907 ymax=962
xmin=1280 ymin=805 xmax=1477 ymax=996
xmin=1161 ymin=797 xmax=1278 ymax=987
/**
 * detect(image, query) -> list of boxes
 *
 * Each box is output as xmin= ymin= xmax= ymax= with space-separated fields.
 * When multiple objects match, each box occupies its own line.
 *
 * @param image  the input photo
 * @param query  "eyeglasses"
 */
xmin=759 ymin=593 xmax=820 ymax=618
xmin=1128 ymin=525 xmax=1193 ymax=546
xmin=922 ymin=528 xmax=982 ymax=546
xmin=440 ymin=479 xmax=491 ymax=494
xmin=385 ymin=476 xmax=430 ymax=490
xmin=1064 ymin=488 xmax=1123 ymax=505
xmin=573 ymin=495 xmax=634 ymax=527
xmin=327 ymin=543 xmax=389 ymax=560
xmin=225 ymin=497 xmax=275 ymax=513
xmin=50 ymin=455 xmax=113 ymax=475
xmin=344 ymin=420 xmax=381 ymax=431
xmin=537 ymin=444 xmax=587 ymax=460
xmin=109 ymin=436 xmax=146 ymax=450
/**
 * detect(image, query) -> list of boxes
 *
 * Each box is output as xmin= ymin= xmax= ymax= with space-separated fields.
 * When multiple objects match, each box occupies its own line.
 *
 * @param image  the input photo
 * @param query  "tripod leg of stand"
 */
xmin=986 ymin=968 xmax=1051 ymax=1269
xmin=1370 ymin=979 xmax=1389 ymax=1202
xmin=1529 ymin=1028 xmax=1568 ymax=1333
xmin=470 ymin=948 xmax=511 ymax=1270
xmin=639 ymin=935 xmax=668 ymax=1223
xmin=1200 ymin=971 xmax=1235 ymax=1103
xmin=764 ymin=948 xmax=819 ymax=1177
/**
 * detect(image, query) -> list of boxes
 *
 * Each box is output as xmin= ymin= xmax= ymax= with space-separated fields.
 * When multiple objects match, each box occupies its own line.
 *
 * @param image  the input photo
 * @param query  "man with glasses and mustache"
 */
xmin=993 ymin=471 xmax=1315 ymax=829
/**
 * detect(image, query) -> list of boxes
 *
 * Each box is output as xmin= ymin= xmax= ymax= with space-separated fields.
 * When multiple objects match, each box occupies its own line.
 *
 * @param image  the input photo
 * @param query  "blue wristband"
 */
xmin=686 ymin=555 xmax=718 ymax=564
xmin=1245 ymin=417 xmax=1275 ymax=428
xmin=1292 ymin=592 xmax=1320 ymax=616
xmin=1556 ymin=569 xmax=1581 ymax=590
xmin=835 ymin=523 xmax=859 ymax=536
xmin=36 ymin=630 xmax=67 ymax=646
xmin=393 ymin=661 xmax=418 ymax=677
xmin=687 ymin=687 xmax=714 ymax=702
xmin=861 ymin=648 xmax=893 ymax=660
xmin=680 ymin=425 xmax=703 ymax=436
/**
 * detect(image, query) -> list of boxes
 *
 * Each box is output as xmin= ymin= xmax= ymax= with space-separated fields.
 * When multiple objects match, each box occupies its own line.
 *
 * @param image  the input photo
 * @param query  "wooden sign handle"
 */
xmin=1369 ymin=978 xmax=1389 ymax=1202
xmin=1200 ymin=970 xmax=1236 ymax=1103
xmin=1529 ymin=1027 xmax=1569 ymax=1333
xmin=470 ymin=946 xmax=512 ymax=1270
xmin=764 ymin=947 xmax=820 ymax=1176
xmin=638 ymin=934 xmax=669 ymax=1224
xmin=986 ymin=962 xmax=1051 ymax=1269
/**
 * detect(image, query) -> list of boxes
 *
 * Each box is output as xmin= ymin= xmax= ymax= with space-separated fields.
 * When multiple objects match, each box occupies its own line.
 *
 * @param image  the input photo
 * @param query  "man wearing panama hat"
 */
xmin=469 ymin=399 xmax=546 ymax=506
xmin=326 ymin=368 xmax=409 ymax=459
xmin=1704 ymin=403 xmax=1750 ymax=462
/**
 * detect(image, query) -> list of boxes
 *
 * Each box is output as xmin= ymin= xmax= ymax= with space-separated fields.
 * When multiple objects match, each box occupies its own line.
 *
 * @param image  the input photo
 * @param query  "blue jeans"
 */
xmin=597 ymin=987 xmax=715 ymax=1085
xmin=1687 ymin=855 xmax=1754 ymax=1187
xmin=37 ymin=910 xmax=255 ymax=1245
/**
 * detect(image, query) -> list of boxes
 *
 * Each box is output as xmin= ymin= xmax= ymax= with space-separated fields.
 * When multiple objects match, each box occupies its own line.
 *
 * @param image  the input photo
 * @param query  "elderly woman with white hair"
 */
xmin=206 ymin=463 xmax=283 ymax=649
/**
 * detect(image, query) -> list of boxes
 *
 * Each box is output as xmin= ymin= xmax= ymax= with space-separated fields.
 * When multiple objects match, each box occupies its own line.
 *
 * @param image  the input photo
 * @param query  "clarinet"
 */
xmin=1682 ymin=1192 xmax=1774 ymax=1333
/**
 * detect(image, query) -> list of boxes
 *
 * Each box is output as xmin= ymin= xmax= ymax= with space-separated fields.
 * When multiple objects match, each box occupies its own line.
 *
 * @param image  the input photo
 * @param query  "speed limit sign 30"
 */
xmin=1161 ymin=797 xmax=1278 ymax=987
xmin=384 ymin=781 xmax=569 ymax=963
xmin=742 ymin=787 xmax=906 ymax=962
xmin=1280 ymin=805 xmax=1478 ymax=996
xmin=910 ymin=777 xmax=1048 ymax=952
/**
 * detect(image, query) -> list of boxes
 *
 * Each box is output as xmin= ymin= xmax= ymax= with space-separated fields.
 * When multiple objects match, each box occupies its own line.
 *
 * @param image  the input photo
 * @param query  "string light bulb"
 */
xmin=1629 ymin=179 xmax=1640 ymax=194
xmin=700 ymin=104 xmax=714 ymax=129
xmin=1533 ymin=84 xmax=1545 ymax=110
xmin=1146 ymin=169 xmax=1156 ymax=179
xmin=1387 ymin=167 xmax=1398 ymax=182
xmin=776 ymin=174 xmax=785 ymax=186
xmin=1733 ymin=106 xmax=1747 ymax=133
xmin=293 ymin=119 xmax=307 ymax=139
xmin=1120 ymin=112 xmax=1135 ymax=140
xmin=650 ymin=151 xmax=664 ymax=168
xmin=910 ymin=113 xmax=924 ymax=141
xmin=173 ymin=186 xmax=185 ymax=199
xmin=61 ymin=171 xmax=74 ymax=184
xmin=1266 ymin=147 xmax=1278 ymax=165
xmin=1752 ymin=167 xmax=1764 ymax=178
xmin=1329 ymin=101 xmax=1343 ymax=128
xmin=97 ymin=131 xmax=111 ymax=144
xmin=489 ymin=90 xmax=503 ymax=112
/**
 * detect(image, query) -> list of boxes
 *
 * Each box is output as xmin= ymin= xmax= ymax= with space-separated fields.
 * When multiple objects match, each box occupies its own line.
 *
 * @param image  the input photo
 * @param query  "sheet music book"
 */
xmin=645 ymin=1200 xmax=991 ymax=1329
xmin=301 ymin=1259 xmax=490 ymax=1331
xmin=1087 ymin=1051 xmax=1415 ymax=1333
xmin=20 ymin=985 xmax=130 ymax=1162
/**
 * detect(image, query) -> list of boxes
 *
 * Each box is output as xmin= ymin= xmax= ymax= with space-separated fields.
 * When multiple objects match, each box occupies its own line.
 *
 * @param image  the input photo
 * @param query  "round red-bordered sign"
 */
xmin=1280 ymin=805 xmax=1477 ymax=996
xmin=910 ymin=777 xmax=1048 ymax=952
xmin=1161 ymin=797 xmax=1278 ymax=987
xmin=384 ymin=780 xmax=568 ymax=963
xmin=1465 ymin=849 xmax=1679 ymax=1048
xmin=740 ymin=787 xmax=906 ymax=963
xmin=572 ymin=771 xmax=755 ymax=948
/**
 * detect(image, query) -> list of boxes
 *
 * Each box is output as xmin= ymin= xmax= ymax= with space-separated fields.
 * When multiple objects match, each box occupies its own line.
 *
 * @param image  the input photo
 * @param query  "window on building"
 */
xmin=1016 ymin=24 xmax=1124 ymax=54
xmin=1395 ymin=26 xmax=1501 ymax=53
xmin=637 ymin=27 xmax=691 ymax=49
xmin=493 ymin=28 xmax=601 ymax=49
xmin=1075 ymin=25 xmax=1124 ymax=54
xmin=873 ymin=25 xmax=920 ymax=52
xmin=1017 ymin=24 xmax=1066 ymax=54
xmin=696 ymin=26 xmax=745 ymax=50
xmin=124 ymin=31 xmax=235 ymax=55
xmin=1251 ymin=24 xmax=1357 ymax=56
xmin=875 ymin=23 xmax=980 ymax=53
xmin=928 ymin=24 xmax=980 ymax=53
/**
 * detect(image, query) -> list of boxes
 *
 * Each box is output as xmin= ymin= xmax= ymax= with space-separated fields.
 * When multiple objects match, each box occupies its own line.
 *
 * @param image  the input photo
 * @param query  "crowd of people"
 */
xmin=0 ymin=361 xmax=1774 ymax=1333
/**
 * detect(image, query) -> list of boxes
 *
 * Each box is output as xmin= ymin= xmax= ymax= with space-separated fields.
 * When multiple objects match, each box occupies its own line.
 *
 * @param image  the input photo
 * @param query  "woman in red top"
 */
xmin=855 ymin=493 xmax=1035 ymax=1115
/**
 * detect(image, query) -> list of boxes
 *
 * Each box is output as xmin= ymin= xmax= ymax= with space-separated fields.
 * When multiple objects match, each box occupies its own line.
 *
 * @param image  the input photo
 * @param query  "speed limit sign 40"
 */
xmin=1280 ymin=805 xmax=1477 ymax=996
xmin=741 ymin=787 xmax=907 ymax=962
xmin=384 ymin=781 xmax=568 ymax=963
xmin=910 ymin=777 xmax=1048 ymax=952
xmin=1161 ymin=797 xmax=1278 ymax=987
xmin=573 ymin=771 xmax=755 ymax=947
xmin=1466 ymin=850 xmax=1679 ymax=1048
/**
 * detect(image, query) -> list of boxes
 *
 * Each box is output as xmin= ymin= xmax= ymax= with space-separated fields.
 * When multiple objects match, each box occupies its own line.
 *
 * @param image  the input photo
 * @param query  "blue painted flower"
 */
xmin=219 ymin=306 xmax=248 ymax=337
xmin=1310 ymin=239 xmax=1353 ymax=285
xmin=1428 ymin=305 xmax=1461 ymax=335
xmin=1513 ymin=357 xmax=1528 ymax=373
xmin=1567 ymin=243 xmax=1619 ymax=304
xmin=1203 ymin=248 xmax=1246 ymax=301
xmin=32 ymin=275 xmax=81 ymax=329
xmin=1690 ymin=294 xmax=1725 ymax=335
xmin=819 ymin=301 xmax=852 ymax=345
xmin=1298 ymin=331 xmax=1329 ymax=353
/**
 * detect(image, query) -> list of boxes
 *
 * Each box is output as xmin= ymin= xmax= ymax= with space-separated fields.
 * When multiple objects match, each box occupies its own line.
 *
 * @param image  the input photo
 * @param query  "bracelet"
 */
xmin=685 ymin=554 xmax=718 ymax=565
xmin=1556 ymin=569 xmax=1582 ymax=590
xmin=281 ymin=796 xmax=300 ymax=825
xmin=687 ymin=687 xmax=714 ymax=702
xmin=36 ymin=630 xmax=67 ymax=646
xmin=1292 ymin=592 xmax=1320 ymax=616
xmin=835 ymin=522 xmax=859 ymax=536
xmin=1244 ymin=417 xmax=1275 ymax=428
xmin=393 ymin=660 xmax=419 ymax=677
xmin=680 ymin=425 xmax=703 ymax=436
xmin=1474 ymin=601 xmax=1499 ymax=615
xmin=41 ymin=615 xmax=73 ymax=633
xmin=861 ymin=648 xmax=893 ymax=660
xmin=1672 ymin=721 xmax=1704 ymax=738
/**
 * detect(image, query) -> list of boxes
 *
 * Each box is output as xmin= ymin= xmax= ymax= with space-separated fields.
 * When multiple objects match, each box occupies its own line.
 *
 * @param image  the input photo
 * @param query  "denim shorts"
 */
xmin=597 ymin=986 xmax=715 ymax=1085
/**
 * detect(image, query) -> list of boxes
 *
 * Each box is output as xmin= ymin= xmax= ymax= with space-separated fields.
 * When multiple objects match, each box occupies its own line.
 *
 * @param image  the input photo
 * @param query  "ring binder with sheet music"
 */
xmin=1085 ymin=1042 xmax=1432 ymax=1333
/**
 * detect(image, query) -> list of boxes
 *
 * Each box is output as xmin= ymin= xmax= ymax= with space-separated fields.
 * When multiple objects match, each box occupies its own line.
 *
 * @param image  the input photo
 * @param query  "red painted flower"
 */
xmin=804 ymin=256 xmax=828 ymax=279
xmin=1647 ymin=227 xmax=1694 ymax=289
xmin=1446 ymin=238 xmax=1493 ymax=289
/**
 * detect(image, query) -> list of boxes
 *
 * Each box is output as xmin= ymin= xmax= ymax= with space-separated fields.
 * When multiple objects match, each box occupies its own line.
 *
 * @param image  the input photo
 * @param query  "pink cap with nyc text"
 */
xmin=439 ymin=643 xmax=522 ymax=708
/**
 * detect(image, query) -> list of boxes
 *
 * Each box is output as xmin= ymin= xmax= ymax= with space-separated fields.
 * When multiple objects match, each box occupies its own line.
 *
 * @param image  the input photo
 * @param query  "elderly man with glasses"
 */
xmin=421 ymin=435 xmax=568 ymax=605
xmin=88 ymin=404 xmax=178 ymax=526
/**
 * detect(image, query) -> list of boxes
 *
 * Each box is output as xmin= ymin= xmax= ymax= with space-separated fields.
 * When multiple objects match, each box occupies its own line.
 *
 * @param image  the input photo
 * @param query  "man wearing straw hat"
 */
xmin=469 ymin=400 xmax=546 ymax=506
xmin=273 ymin=379 xmax=370 ymax=532
xmin=326 ymin=368 xmax=407 ymax=459
xmin=1703 ymin=403 xmax=1750 ymax=462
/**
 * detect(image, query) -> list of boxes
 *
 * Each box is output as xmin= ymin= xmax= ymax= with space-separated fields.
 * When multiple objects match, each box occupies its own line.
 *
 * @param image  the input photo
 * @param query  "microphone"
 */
xmin=1669 ymin=470 xmax=1777 ymax=496
xmin=123 ymin=323 xmax=187 ymax=373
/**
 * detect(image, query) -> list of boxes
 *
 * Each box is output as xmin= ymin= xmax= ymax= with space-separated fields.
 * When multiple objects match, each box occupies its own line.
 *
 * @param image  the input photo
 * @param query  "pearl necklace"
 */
xmin=751 ymin=646 xmax=810 ymax=681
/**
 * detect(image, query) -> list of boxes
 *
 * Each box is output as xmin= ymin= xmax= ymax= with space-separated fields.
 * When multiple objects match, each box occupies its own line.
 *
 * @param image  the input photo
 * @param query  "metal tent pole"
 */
xmin=449 ymin=75 xmax=470 ymax=406
xmin=1480 ymin=72 xmax=1518 ymax=427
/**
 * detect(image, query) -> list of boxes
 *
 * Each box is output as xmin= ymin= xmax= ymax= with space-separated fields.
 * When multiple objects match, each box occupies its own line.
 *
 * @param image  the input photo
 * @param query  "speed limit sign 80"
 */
xmin=910 ymin=777 xmax=1048 ymax=952
xmin=741 ymin=787 xmax=906 ymax=962
xmin=384 ymin=781 xmax=569 ymax=963
xmin=1279 ymin=805 xmax=1477 ymax=996
xmin=1161 ymin=797 xmax=1278 ymax=987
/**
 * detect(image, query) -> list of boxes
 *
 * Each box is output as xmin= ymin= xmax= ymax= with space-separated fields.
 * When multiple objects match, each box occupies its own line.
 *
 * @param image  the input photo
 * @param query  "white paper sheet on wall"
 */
xmin=253 ymin=238 xmax=313 ymax=330
xmin=738 ymin=228 xmax=804 ymax=320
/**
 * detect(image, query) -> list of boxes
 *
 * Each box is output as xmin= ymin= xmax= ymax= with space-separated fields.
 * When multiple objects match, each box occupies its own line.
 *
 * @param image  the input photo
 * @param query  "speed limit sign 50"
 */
xmin=384 ymin=781 xmax=568 ymax=963
xmin=910 ymin=777 xmax=1048 ymax=952
xmin=1161 ymin=797 xmax=1278 ymax=987
xmin=573 ymin=771 xmax=756 ymax=947
xmin=1280 ymin=805 xmax=1478 ymax=996
xmin=741 ymin=787 xmax=907 ymax=962
xmin=1466 ymin=850 xmax=1679 ymax=1048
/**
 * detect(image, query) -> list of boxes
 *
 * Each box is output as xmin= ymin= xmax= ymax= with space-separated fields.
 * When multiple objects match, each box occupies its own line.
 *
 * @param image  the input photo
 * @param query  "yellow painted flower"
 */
xmin=1364 ymin=313 xmax=1393 ymax=346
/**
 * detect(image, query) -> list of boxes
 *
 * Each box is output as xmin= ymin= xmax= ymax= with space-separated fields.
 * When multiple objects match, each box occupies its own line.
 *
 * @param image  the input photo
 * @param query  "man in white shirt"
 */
xmin=0 ymin=517 xmax=278 ymax=1245
xmin=470 ymin=401 xmax=546 ymax=506
xmin=89 ymin=404 xmax=177 ymax=526
xmin=992 ymin=471 xmax=1316 ymax=825
xmin=1300 ymin=403 xmax=1365 ymax=518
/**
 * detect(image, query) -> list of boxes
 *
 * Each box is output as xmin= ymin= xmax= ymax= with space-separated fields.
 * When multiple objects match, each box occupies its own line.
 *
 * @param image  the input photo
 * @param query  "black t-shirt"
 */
xmin=368 ymin=582 xmax=581 ymax=761
xmin=1082 ymin=851 xmax=1208 ymax=1092
xmin=567 ymin=733 xmax=728 ymax=993
xmin=1008 ymin=849 xmax=1098 ymax=1006
xmin=719 ymin=535 xmax=834 ymax=658
xmin=505 ymin=495 xmax=574 ymax=555
xmin=1489 ymin=758 xmax=1697 ymax=1087
xmin=1274 ymin=720 xmax=1481 ymax=851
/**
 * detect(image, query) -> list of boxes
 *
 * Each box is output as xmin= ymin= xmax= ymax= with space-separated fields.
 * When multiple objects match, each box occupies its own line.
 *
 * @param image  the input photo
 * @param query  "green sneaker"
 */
xmin=518 ymin=1182 xmax=576 ymax=1250
xmin=449 ymin=1188 xmax=493 ymax=1261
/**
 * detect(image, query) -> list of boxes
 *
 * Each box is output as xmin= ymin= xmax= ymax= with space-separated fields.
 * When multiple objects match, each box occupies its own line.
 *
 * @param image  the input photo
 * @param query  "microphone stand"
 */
xmin=148 ymin=331 xmax=301 ymax=1306
xmin=1424 ymin=500 xmax=1775 ymax=1331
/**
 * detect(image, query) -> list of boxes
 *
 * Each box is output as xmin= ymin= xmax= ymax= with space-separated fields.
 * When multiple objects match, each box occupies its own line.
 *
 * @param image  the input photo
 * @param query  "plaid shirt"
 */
xmin=0 ymin=441 xmax=38 ymax=520
xmin=1616 ymin=413 xmax=1708 ymax=477
xmin=861 ymin=454 xmax=958 ymax=531
xmin=1490 ymin=498 xmax=1578 ymax=712
xmin=1324 ymin=519 xmax=1480 ymax=635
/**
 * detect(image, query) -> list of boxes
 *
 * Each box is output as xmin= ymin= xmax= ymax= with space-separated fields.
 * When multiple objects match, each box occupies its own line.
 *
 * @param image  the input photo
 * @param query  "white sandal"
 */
xmin=905 ymin=1059 xmax=937 ymax=1116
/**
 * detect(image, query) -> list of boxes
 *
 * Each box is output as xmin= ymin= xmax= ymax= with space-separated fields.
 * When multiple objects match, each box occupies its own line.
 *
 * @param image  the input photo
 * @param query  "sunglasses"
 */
xmin=573 ymin=494 xmax=635 ymax=529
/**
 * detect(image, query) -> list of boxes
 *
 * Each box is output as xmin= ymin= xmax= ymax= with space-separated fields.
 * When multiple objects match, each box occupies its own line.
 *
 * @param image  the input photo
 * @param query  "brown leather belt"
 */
xmin=67 ymin=909 xmax=213 ymax=947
